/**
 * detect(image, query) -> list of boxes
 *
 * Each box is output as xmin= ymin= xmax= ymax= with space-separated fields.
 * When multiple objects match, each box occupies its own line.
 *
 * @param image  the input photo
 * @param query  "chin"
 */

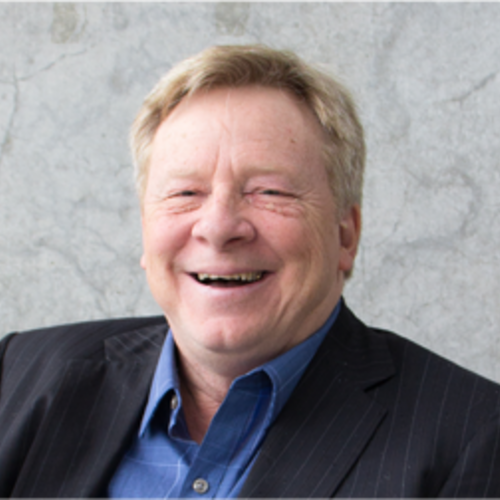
xmin=191 ymin=317 xmax=271 ymax=355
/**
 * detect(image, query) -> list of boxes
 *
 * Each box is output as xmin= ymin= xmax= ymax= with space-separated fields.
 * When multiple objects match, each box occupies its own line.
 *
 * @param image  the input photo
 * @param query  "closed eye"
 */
xmin=260 ymin=189 xmax=294 ymax=197
xmin=173 ymin=190 xmax=198 ymax=197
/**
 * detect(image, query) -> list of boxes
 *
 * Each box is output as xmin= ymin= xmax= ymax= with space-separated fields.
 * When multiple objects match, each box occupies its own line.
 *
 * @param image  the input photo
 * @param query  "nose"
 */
xmin=191 ymin=188 xmax=256 ymax=250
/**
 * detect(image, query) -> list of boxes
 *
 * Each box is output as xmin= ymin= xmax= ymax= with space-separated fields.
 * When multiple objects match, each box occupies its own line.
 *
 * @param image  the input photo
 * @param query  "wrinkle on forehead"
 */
xmin=150 ymin=86 xmax=328 ymax=187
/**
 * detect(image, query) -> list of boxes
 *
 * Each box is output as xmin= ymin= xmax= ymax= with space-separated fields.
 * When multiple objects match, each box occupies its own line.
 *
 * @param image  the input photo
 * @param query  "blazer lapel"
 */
xmin=12 ymin=323 xmax=167 ymax=498
xmin=239 ymin=303 xmax=395 ymax=498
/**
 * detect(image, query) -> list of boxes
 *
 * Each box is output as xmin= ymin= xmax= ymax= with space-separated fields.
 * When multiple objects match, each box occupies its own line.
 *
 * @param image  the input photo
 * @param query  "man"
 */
xmin=1 ymin=45 xmax=500 ymax=498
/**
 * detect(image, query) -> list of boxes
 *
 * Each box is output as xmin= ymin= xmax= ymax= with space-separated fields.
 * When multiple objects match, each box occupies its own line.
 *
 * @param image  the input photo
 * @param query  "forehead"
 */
xmin=164 ymin=85 xmax=321 ymax=135
xmin=150 ymin=86 xmax=326 ymax=177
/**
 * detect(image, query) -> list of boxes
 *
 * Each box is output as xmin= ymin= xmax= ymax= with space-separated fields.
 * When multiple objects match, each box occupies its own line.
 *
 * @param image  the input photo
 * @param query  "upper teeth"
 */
xmin=197 ymin=272 xmax=263 ymax=282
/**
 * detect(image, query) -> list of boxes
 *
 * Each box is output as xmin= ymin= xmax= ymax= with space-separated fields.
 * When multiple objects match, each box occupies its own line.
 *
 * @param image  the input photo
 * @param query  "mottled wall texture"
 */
xmin=1 ymin=3 xmax=499 ymax=382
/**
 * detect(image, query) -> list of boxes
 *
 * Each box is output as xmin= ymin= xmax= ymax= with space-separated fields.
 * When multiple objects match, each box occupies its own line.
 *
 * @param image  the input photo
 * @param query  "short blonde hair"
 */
xmin=131 ymin=44 xmax=365 ymax=213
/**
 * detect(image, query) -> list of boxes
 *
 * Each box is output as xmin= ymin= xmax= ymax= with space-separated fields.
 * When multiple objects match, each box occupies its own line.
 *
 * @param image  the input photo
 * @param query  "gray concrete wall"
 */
xmin=1 ymin=3 xmax=499 ymax=382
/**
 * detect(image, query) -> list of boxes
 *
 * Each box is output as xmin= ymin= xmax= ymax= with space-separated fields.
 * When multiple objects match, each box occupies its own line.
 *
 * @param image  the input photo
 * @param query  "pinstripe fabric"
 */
xmin=1 ymin=303 xmax=500 ymax=497
xmin=0 ymin=316 xmax=167 ymax=497
xmin=238 ymin=305 xmax=500 ymax=497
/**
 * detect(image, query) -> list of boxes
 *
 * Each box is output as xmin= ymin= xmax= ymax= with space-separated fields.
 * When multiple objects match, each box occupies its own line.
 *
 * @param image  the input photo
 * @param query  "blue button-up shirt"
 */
xmin=109 ymin=302 xmax=340 ymax=498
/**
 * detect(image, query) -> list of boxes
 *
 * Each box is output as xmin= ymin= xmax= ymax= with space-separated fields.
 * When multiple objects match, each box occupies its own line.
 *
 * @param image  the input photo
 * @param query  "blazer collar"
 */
xmin=103 ymin=322 xmax=167 ymax=363
xmin=239 ymin=301 xmax=396 ymax=498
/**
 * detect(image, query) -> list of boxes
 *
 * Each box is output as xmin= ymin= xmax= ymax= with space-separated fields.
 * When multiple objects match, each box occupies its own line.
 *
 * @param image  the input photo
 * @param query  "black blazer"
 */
xmin=1 ymin=302 xmax=500 ymax=497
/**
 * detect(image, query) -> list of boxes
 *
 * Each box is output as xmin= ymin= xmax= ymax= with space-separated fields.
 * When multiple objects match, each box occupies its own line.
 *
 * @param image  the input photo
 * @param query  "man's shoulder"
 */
xmin=10 ymin=315 xmax=167 ymax=337
xmin=358 ymin=320 xmax=500 ymax=430
xmin=0 ymin=315 xmax=168 ymax=366
xmin=376 ymin=324 xmax=500 ymax=393
xmin=337 ymin=303 xmax=500 ymax=402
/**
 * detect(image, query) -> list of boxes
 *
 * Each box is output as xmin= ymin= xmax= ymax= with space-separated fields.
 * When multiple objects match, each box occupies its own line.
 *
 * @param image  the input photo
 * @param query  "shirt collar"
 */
xmin=139 ymin=300 xmax=341 ymax=436
xmin=139 ymin=331 xmax=178 ymax=436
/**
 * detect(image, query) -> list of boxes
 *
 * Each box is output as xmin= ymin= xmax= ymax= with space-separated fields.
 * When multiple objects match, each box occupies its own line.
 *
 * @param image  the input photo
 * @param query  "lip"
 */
xmin=187 ymin=267 xmax=271 ymax=276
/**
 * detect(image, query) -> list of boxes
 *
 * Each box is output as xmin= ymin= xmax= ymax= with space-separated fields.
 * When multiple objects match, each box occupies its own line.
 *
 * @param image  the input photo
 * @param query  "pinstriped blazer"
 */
xmin=1 ymin=302 xmax=500 ymax=497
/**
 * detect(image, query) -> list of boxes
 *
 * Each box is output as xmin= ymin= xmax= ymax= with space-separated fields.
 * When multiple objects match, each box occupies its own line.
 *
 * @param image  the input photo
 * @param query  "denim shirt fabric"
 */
xmin=108 ymin=302 xmax=340 ymax=498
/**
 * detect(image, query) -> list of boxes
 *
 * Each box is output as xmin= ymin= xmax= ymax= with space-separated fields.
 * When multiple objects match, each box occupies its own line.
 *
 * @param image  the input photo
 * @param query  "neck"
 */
xmin=177 ymin=351 xmax=235 ymax=444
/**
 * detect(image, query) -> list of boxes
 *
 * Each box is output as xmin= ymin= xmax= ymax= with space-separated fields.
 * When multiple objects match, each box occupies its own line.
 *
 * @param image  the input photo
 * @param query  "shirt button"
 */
xmin=192 ymin=478 xmax=209 ymax=494
xmin=170 ymin=394 xmax=178 ymax=410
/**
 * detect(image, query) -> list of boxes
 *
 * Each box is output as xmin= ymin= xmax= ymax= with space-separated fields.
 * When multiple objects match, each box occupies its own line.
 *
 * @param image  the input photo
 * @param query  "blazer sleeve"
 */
xmin=437 ymin=414 xmax=500 ymax=497
xmin=0 ymin=333 xmax=17 ymax=392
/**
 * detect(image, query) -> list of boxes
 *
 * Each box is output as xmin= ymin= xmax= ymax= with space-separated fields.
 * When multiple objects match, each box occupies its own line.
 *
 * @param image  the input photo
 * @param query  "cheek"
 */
xmin=262 ymin=216 xmax=317 ymax=262
xmin=268 ymin=216 xmax=339 ymax=285
xmin=143 ymin=215 xmax=192 ymax=261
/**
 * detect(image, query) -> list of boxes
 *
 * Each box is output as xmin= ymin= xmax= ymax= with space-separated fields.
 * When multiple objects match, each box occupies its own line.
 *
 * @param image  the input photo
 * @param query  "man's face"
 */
xmin=141 ymin=86 xmax=360 ymax=373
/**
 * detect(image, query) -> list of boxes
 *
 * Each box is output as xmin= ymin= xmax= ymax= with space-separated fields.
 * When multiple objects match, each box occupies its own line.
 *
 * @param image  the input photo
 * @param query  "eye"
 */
xmin=174 ymin=190 xmax=197 ymax=197
xmin=260 ymin=189 xmax=296 ymax=198
xmin=261 ymin=189 xmax=285 ymax=196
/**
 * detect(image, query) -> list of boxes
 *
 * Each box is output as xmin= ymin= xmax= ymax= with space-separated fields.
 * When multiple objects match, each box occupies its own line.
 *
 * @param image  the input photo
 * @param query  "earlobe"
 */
xmin=338 ymin=204 xmax=362 ymax=272
xmin=140 ymin=254 xmax=147 ymax=270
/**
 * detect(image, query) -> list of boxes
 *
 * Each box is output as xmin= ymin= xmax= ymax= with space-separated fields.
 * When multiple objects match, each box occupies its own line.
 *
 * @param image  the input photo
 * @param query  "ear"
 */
xmin=140 ymin=214 xmax=147 ymax=270
xmin=338 ymin=204 xmax=362 ymax=273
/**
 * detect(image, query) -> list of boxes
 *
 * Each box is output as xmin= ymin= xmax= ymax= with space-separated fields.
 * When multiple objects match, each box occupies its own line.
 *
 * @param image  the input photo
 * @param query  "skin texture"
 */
xmin=140 ymin=86 xmax=361 ymax=441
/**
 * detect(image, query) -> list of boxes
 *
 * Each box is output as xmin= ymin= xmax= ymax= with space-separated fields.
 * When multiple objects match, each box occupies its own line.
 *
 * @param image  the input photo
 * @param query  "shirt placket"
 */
xmin=178 ymin=374 xmax=271 ymax=498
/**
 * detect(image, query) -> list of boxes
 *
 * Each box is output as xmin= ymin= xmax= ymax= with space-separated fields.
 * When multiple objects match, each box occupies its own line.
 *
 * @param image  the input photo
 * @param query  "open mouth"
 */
xmin=192 ymin=271 xmax=267 ymax=287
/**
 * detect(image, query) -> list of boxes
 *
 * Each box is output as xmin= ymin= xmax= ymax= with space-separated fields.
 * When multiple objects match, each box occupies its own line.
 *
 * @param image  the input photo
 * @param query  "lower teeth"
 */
xmin=198 ymin=276 xmax=262 ymax=286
